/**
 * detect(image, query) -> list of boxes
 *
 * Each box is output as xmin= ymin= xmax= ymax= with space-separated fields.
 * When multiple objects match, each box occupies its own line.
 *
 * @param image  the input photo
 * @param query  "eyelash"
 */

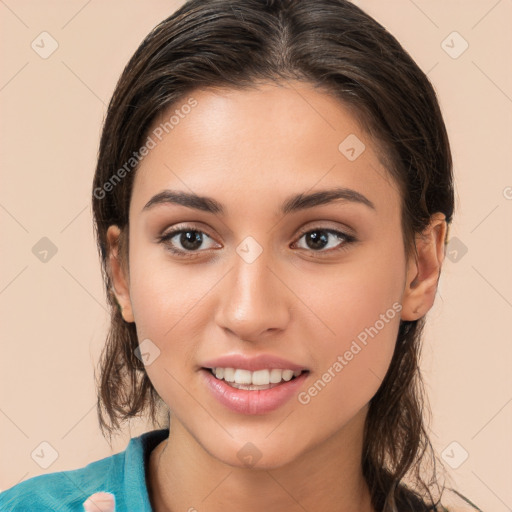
xmin=157 ymin=224 xmax=357 ymax=258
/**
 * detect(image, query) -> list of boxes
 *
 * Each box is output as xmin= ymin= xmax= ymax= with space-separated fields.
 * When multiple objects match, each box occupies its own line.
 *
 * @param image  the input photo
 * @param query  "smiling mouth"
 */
xmin=203 ymin=367 xmax=309 ymax=391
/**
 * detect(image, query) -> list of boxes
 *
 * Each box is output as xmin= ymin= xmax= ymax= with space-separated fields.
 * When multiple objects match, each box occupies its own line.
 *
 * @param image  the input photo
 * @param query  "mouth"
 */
xmin=200 ymin=366 xmax=310 ymax=415
xmin=202 ymin=367 xmax=309 ymax=391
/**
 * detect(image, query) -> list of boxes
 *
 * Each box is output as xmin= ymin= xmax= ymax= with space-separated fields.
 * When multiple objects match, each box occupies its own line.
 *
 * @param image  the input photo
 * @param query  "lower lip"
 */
xmin=200 ymin=369 xmax=309 ymax=415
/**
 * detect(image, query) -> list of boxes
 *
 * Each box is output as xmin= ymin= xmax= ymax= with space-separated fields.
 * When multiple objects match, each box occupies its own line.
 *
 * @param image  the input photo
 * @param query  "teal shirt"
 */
xmin=0 ymin=427 xmax=483 ymax=511
xmin=0 ymin=428 xmax=169 ymax=511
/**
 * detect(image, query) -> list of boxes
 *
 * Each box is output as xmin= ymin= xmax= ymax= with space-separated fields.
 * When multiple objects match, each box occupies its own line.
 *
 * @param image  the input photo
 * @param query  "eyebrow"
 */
xmin=142 ymin=187 xmax=376 ymax=215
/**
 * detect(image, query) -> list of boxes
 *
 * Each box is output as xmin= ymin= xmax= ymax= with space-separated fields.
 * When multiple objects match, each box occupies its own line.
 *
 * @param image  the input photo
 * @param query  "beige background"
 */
xmin=1 ymin=0 xmax=511 ymax=510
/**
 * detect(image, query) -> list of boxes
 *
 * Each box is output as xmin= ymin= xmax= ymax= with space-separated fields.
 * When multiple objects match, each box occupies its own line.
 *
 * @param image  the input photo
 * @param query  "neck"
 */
xmin=148 ymin=407 xmax=374 ymax=512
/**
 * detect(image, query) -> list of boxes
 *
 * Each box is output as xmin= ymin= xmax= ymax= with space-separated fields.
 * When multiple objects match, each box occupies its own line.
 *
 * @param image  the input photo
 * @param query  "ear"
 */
xmin=401 ymin=213 xmax=448 ymax=321
xmin=106 ymin=225 xmax=135 ymax=323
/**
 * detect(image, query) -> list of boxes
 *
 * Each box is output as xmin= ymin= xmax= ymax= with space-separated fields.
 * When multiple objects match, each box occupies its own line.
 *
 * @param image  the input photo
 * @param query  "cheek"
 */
xmin=302 ymin=238 xmax=405 ymax=345
xmin=295 ymin=276 xmax=401 ymax=429
xmin=293 ymin=245 xmax=404 ymax=417
xmin=127 ymin=262 xmax=203 ymax=418
xmin=126 ymin=244 xmax=220 ymax=402
xmin=127 ymin=236 xmax=209 ymax=340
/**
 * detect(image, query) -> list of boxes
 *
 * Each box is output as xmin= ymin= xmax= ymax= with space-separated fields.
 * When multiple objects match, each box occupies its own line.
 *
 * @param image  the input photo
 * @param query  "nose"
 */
xmin=214 ymin=248 xmax=291 ymax=343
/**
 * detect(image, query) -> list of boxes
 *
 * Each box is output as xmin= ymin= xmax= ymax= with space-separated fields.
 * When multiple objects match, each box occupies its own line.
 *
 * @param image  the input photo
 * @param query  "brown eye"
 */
xmin=158 ymin=226 xmax=219 ymax=256
xmin=174 ymin=230 xmax=204 ymax=251
xmin=294 ymin=228 xmax=355 ymax=253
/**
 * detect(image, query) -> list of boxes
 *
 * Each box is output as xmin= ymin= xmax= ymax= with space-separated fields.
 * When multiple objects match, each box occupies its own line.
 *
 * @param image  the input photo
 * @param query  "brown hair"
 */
xmin=91 ymin=1 xmax=454 ymax=510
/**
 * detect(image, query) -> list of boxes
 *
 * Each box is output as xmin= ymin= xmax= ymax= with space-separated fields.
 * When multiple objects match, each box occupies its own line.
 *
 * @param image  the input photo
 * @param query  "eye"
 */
xmin=157 ymin=225 xmax=219 ymax=256
xmin=157 ymin=224 xmax=356 ymax=258
xmin=292 ymin=227 xmax=356 ymax=253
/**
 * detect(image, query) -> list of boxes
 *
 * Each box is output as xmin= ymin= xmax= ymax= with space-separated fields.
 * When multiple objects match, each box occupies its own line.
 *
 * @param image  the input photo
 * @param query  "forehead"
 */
xmin=131 ymin=81 xmax=400 ymax=219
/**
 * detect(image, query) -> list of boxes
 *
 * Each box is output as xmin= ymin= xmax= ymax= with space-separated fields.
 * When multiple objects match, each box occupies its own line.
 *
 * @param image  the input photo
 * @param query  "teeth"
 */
xmin=211 ymin=367 xmax=303 ymax=386
xmin=221 ymin=367 xmax=234 ymax=382
xmin=282 ymin=369 xmax=294 ymax=381
xmin=269 ymin=369 xmax=283 ymax=383
xmin=234 ymin=369 xmax=252 ymax=385
xmin=252 ymin=369 xmax=270 ymax=385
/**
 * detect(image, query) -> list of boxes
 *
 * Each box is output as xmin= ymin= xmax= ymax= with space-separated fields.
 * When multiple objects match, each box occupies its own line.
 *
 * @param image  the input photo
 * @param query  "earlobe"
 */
xmin=401 ymin=213 xmax=447 ymax=321
xmin=106 ymin=225 xmax=135 ymax=323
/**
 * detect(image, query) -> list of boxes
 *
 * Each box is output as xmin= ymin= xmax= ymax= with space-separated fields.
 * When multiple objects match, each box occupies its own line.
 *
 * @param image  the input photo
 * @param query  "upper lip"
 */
xmin=201 ymin=354 xmax=309 ymax=372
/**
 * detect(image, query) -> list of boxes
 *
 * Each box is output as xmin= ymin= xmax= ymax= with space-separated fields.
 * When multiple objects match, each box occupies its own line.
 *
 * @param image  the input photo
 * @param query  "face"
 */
xmin=109 ymin=81 xmax=419 ymax=469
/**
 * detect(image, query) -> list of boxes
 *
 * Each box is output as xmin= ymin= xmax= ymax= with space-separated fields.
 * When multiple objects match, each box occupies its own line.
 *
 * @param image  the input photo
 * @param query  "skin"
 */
xmin=107 ymin=80 xmax=447 ymax=512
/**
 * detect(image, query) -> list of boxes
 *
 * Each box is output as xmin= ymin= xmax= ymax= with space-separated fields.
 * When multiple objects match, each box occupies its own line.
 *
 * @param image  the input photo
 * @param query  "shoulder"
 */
xmin=0 ymin=455 xmax=117 ymax=511
xmin=437 ymin=487 xmax=484 ymax=512
xmin=397 ymin=484 xmax=483 ymax=512
xmin=0 ymin=428 xmax=169 ymax=511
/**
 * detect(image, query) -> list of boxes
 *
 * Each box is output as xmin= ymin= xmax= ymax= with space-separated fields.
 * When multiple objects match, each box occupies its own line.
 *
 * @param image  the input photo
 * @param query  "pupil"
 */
xmin=181 ymin=231 xmax=202 ymax=250
xmin=306 ymin=231 xmax=328 ymax=250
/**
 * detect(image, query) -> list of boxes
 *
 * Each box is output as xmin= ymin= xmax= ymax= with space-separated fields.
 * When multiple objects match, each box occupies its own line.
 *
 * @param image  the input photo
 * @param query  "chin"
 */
xmin=204 ymin=435 xmax=303 ymax=470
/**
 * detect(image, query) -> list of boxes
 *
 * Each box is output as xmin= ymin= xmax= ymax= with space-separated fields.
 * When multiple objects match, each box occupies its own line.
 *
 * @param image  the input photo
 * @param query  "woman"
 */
xmin=0 ymin=0 xmax=483 ymax=510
